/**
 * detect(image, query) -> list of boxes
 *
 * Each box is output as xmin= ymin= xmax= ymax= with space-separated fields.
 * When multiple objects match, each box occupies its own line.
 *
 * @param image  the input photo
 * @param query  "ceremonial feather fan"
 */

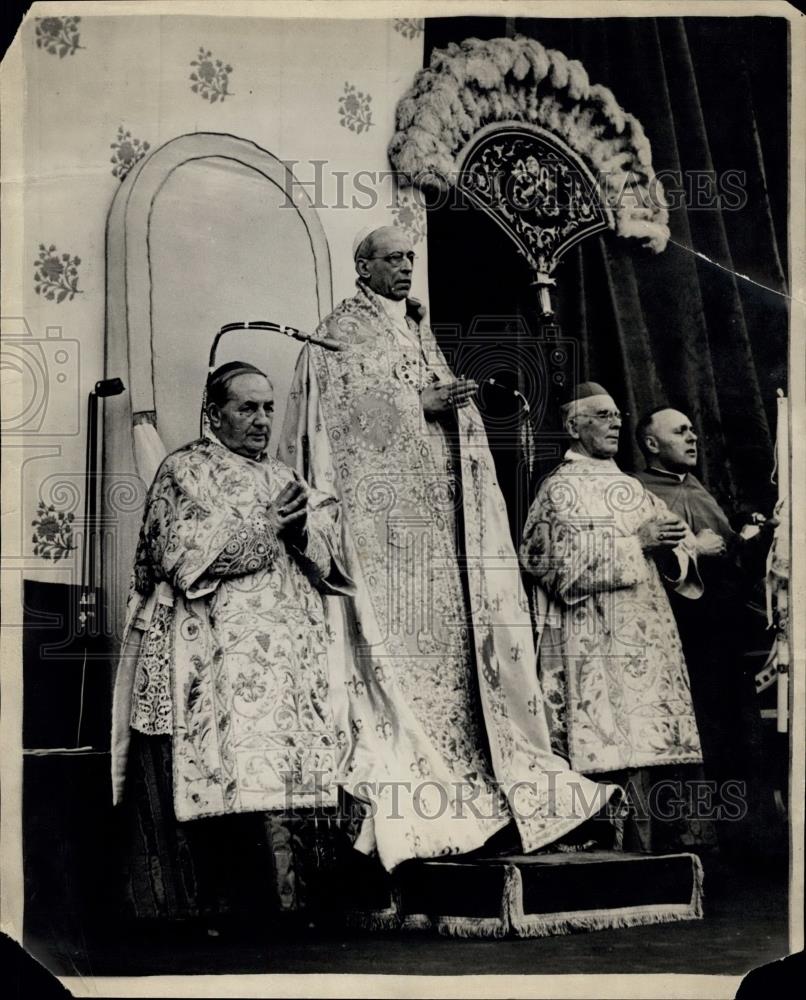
xmin=388 ymin=36 xmax=670 ymax=313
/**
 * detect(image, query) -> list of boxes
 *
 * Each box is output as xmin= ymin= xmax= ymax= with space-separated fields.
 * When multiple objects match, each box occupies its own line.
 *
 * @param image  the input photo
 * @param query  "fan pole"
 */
xmin=531 ymin=271 xmax=556 ymax=317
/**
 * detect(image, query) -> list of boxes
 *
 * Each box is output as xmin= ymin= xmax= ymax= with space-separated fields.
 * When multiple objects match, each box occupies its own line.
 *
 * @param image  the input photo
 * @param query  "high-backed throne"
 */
xmin=102 ymin=133 xmax=332 ymax=637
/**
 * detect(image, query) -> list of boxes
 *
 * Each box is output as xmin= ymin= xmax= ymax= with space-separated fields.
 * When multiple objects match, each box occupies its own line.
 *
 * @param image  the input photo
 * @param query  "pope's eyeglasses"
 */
xmin=367 ymin=251 xmax=416 ymax=266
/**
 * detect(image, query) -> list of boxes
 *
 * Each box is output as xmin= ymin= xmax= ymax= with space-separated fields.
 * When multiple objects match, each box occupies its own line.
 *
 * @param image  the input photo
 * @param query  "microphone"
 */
xmin=244 ymin=321 xmax=345 ymax=352
xmin=479 ymin=377 xmax=531 ymax=413
xmin=94 ymin=377 xmax=125 ymax=398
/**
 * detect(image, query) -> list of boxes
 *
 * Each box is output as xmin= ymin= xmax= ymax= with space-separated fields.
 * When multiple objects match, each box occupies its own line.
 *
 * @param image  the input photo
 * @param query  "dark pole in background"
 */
xmin=76 ymin=377 xmax=125 ymax=746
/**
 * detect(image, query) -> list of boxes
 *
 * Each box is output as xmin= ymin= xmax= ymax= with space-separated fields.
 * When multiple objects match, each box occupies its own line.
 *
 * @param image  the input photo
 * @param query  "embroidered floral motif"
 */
xmin=234 ymin=670 xmax=267 ymax=703
xmin=338 ymin=82 xmax=374 ymax=134
xmin=393 ymin=18 xmax=424 ymax=39
xmin=35 ymin=16 xmax=83 ymax=57
xmin=131 ymin=604 xmax=173 ymax=734
xmin=624 ymin=654 xmax=649 ymax=680
xmin=208 ymin=517 xmax=277 ymax=577
xmin=346 ymin=676 xmax=365 ymax=697
xmin=348 ymin=388 xmax=401 ymax=451
xmin=34 ymin=245 xmax=82 ymax=303
xmin=190 ymin=47 xmax=233 ymax=103
xmin=410 ymin=755 xmax=431 ymax=777
xmin=376 ymin=718 xmax=393 ymax=740
xmin=110 ymin=126 xmax=150 ymax=180
xmin=31 ymin=501 xmax=75 ymax=561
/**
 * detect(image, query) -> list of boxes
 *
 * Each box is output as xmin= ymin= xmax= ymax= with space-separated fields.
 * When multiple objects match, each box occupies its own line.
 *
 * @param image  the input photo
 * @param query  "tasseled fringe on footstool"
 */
xmin=344 ymin=853 xmax=704 ymax=939
xmin=343 ymin=889 xmax=404 ymax=931
xmin=403 ymin=912 xmax=512 ymax=938
xmin=506 ymin=855 xmax=704 ymax=939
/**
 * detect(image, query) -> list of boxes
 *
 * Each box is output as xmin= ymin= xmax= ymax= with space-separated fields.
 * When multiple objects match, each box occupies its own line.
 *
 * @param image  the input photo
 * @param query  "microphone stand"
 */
xmin=208 ymin=320 xmax=344 ymax=371
xmin=76 ymin=377 xmax=125 ymax=747
xmin=481 ymin=376 xmax=535 ymax=479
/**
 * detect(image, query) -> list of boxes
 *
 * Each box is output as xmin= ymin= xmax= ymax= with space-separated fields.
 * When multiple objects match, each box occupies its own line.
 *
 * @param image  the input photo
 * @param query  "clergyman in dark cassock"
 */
xmin=634 ymin=406 xmax=775 ymax=853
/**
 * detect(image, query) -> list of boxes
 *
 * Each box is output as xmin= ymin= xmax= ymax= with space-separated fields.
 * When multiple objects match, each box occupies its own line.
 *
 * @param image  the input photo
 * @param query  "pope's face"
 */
xmin=646 ymin=409 xmax=698 ymax=471
xmin=208 ymin=373 xmax=274 ymax=459
xmin=570 ymin=396 xmax=622 ymax=458
xmin=358 ymin=229 xmax=414 ymax=301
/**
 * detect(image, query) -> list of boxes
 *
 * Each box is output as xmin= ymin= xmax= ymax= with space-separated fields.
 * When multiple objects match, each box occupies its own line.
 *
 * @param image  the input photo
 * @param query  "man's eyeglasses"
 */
xmin=586 ymin=409 xmax=622 ymax=423
xmin=366 ymin=251 xmax=416 ymax=266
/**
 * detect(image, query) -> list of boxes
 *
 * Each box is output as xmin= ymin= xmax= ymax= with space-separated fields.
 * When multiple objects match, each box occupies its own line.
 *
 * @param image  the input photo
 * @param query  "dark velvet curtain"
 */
xmin=424 ymin=16 xmax=789 ymax=528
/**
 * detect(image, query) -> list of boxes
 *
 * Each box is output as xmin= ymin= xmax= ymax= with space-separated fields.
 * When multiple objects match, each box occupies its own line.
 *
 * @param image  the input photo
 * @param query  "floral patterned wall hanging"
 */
xmin=110 ymin=127 xmax=151 ymax=181
xmin=392 ymin=192 xmax=427 ymax=244
xmin=190 ymin=47 xmax=234 ymax=103
xmin=394 ymin=19 xmax=424 ymax=40
xmin=35 ymin=16 xmax=83 ymax=57
xmin=338 ymin=82 xmax=374 ymax=134
xmin=34 ymin=245 xmax=83 ymax=303
xmin=32 ymin=501 xmax=76 ymax=561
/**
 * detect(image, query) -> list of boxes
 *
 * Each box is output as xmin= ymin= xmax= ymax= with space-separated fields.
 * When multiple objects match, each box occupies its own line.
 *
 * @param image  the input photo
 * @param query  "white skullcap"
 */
xmin=352 ymin=226 xmax=375 ymax=260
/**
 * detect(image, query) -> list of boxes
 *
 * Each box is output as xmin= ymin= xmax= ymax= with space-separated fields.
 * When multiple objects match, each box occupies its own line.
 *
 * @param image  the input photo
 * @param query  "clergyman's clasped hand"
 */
xmin=421 ymin=378 xmax=479 ymax=420
xmin=695 ymin=527 xmax=727 ymax=557
xmin=269 ymin=476 xmax=309 ymax=547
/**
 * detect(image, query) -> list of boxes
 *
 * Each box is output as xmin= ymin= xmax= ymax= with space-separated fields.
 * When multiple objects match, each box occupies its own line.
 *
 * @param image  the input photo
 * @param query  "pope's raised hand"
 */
xmin=421 ymin=378 xmax=479 ymax=420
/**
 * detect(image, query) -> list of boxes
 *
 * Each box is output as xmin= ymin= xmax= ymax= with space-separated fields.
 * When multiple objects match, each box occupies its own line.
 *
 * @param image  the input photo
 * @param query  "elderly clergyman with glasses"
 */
xmin=280 ymin=228 xmax=617 ymax=875
xmin=519 ymin=382 xmax=708 ymax=852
